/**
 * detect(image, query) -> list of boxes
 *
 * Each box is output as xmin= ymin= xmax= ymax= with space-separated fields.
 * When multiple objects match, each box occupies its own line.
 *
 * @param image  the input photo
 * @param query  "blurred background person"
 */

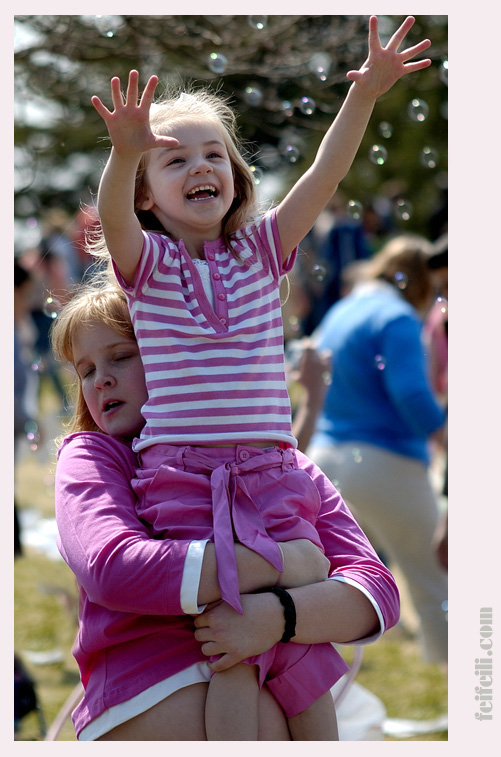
xmin=424 ymin=234 xmax=448 ymax=404
xmin=424 ymin=234 xmax=448 ymax=573
xmin=14 ymin=260 xmax=40 ymax=556
xmin=306 ymin=234 xmax=448 ymax=667
xmin=294 ymin=191 xmax=373 ymax=337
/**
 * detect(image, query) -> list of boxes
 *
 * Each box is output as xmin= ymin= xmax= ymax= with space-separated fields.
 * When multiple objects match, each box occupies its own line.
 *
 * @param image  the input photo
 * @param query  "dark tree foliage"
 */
xmin=14 ymin=14 xmax=447 ymax=247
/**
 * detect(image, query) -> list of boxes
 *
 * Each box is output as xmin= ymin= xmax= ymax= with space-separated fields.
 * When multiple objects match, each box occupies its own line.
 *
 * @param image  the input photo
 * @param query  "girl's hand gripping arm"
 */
xmin=276 ymin=15 xmax=431 ymax=261
xmin=91 ymin=70 xmax=179 ymax=284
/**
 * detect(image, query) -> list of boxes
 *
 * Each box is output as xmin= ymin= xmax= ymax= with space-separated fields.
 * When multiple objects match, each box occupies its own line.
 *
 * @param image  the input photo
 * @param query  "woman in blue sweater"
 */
xmin=307 ymin=234 xmax=447 ymax=666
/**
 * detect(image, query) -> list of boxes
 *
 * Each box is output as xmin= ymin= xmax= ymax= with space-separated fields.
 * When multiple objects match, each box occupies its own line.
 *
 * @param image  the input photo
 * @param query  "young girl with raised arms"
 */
xmin=88 ymin=16 xmax=430 ymax=739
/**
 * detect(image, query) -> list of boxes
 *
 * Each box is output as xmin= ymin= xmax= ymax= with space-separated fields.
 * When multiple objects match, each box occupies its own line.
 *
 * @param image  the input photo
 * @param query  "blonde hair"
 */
xmin=90 ymin=84 xmax=258 ymax=258
xmin=50 ymin=276 xmax=136 ymax=435
xmin=362 ymin=234 xmax=435 ymax=311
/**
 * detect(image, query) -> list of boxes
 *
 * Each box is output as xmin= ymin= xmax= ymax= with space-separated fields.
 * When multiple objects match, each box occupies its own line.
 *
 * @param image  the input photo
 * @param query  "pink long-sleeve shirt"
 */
xmin=55 ymin=431 xmax=400 ymax=738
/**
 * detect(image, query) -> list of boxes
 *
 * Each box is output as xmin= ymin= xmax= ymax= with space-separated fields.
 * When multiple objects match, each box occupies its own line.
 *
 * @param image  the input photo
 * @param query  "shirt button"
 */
xmin=218 ymin=293 xmax=226 ymax=301
xmin=213 ymin=273 xmax=221 ymax=280
xmin=207 ymin=253 xmax=215 ymax=261
xmin=239 ymin=450 xmax=250 ymax=461
xmin=220 ymin=317 xmax=227 ymax=325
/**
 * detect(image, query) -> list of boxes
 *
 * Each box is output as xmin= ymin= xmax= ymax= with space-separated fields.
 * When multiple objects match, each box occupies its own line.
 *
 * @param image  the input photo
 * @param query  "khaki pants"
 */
xmin=307 ymin=440 xmax=448 ymax=664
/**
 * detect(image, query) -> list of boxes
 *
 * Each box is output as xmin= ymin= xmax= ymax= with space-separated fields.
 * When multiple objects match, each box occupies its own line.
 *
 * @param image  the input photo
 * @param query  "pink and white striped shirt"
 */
xmin=114 ymin=209 xmax=298 ymax=451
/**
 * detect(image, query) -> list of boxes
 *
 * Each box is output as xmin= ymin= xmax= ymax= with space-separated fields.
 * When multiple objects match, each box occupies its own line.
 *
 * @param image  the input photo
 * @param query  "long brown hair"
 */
xmin=362 ymin=234 xmax=435 ymax=311
xmin=50 ymin=278 xmax=136 ymax=435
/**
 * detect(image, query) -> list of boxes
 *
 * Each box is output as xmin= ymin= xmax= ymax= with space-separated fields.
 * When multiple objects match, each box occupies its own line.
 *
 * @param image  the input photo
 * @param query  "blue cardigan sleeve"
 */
xmin=379 ymin=315 xmax=445 ymax=436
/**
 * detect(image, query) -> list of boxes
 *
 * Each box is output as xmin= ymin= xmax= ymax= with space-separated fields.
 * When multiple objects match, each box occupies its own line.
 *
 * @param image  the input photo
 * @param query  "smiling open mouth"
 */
xmin=186 ymin=185 xmax=218 ymax=201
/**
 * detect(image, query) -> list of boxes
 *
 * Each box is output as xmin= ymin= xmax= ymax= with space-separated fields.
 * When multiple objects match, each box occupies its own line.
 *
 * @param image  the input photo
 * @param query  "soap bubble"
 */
xmin=24 ymin=420 xmax=40 ymax=451
xmin=378 ymin=121 xmax=393 ymax=139
xmin=394 ymin=271 xmax=408 ymax=289
xmin=250 ymin=166 xmax=263 ymax=185
xmin=394 ymin=198 xmax=413 ymax=221
xmin=421 ymin=146 xmax=439 ymax=169
xmin=43 ymin=296 xmax=59 ymax=319
xmin=408 ymin=98 xmax=429 ymax=122
xmin=299 ymin=97 xmax=316 ymax=115
xmin=281 ymin=144 xmax=300 ymax=163
xmin=247 ymin=16 xmax=268 ymax=30
xmin=258 ymin=144 xmax=281 ymax=169
xmin=436 ymin=297 xmax=448 ymax=316
xmin=207 ymin=52 xmax=228 ymax=74
xmin=244 ymin=86 xmax=263 ymax=107
xmin=94 ymin=15 xmax=123 ymax=38
xmin=311 ymin=263 xmax=327 ymax=282
xmin=439 ymin=60 xmax=448 ymax=85
xmin=347 ymin=199 xmax=363 ymax=219
xmin=352 ymin=447 xmax=363 ymax=463
xmin=369 ymin=144 xmax=388 ymax=165
xmin=374 ymin=354 xmax=386 ymax=370
xmin=308 ymin=52 xmax=332 ymax=82
xmin=281 ymin=100 xmax=294 ymax=117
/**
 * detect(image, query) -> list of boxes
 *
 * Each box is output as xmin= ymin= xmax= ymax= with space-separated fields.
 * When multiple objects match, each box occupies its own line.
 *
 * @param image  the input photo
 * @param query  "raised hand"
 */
xmin=91 ymin=69 xmax=179 ymax=157
xmin=346 ymin=16 xmax=432 ymax=98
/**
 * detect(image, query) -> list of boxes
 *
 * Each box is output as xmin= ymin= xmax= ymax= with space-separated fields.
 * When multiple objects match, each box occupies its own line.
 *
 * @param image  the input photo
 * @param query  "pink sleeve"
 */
xmin=295 ymin=450 xmax=401 ymax=636
xmin=111 ymin=230 xmax=168 ymax=295
xmin=256 ymin=208 xmax=297 ymax=280
xmin=55 ymin=433 xmax=191 ymax=616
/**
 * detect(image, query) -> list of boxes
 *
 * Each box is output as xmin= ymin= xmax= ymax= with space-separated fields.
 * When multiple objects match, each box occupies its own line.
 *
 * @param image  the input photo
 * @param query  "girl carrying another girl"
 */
xmin=86 ymin=16 xmax=429 ymax=739
xmin=52 ymin=280 xmax=399 ymax=740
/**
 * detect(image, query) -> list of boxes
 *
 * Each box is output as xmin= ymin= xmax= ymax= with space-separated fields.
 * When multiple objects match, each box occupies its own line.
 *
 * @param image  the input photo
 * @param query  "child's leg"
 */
xmin=287 ymin=690 xmax=339 ymax=741
xmin=205 ymin=663 xmax=260 ymax=741
xmin=257 ymin=685 xmax=291 ymax=741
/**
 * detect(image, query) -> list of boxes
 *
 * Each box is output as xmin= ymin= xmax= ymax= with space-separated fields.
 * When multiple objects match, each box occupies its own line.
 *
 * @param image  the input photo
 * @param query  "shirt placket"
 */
xmin=205 ymin=248 xmax=228 ymax=328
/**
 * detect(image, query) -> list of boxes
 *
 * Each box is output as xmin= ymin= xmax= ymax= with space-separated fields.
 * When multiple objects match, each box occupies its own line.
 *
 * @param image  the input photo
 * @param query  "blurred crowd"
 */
xmin=14 ymin=204 xmax=100 ymax=556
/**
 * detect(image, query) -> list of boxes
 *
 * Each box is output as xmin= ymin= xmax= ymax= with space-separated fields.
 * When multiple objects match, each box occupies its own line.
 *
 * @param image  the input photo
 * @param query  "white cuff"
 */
xmin=180 ymin=540 xmax=210 ymax=615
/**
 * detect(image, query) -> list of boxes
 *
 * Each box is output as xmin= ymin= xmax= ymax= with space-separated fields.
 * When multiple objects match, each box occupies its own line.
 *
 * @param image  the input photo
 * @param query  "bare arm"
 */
xmin=194 ymin=579 xmax=379 ymax=672
xmin=289 ymin=341 xmax=332 ymax=451
xmin=91 ymin=70 xmax=179 ymax=283
xmin=276 ymin=16 xmax=431 ymax=260
xmin=197 ymin=539 xmax=330 ymax=606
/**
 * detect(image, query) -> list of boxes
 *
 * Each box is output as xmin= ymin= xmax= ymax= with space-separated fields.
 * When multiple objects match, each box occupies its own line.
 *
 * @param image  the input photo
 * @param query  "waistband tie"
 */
xmin=166 ymin=445 xmax=296 ymax=614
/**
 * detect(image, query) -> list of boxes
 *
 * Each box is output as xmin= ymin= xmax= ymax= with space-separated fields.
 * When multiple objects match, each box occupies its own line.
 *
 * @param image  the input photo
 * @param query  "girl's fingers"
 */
xmin=201 ymin=641 xmax=222 ymax=657
xmin=110 ymin=76 xmax=125 ymax=108
xmin=90 ymin=95 xmax=111 ymax=118
xmin=367 ymin=15 xmax=381 ymax=51
xmin=125 ymin=69 xmax=140 ymax=106
xmin=139 ymin=75 xmax=159 ymax=109
xmin=154 ymin=135 xmax=180 ymax=148
xmin=403 ymin=59 xmax=432 ymax=73
xmin=400 ymin=38 xmax=432 ymax=62
xmin=386 ymin=15 xmax=415 ymax=51
xmin=346 ymin=70 xmax=364 ymax=83
xmin=208 ymin=654 xmax=238 ymax=673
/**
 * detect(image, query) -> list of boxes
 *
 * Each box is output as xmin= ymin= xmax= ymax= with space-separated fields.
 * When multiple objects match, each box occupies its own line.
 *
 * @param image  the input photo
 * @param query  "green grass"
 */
xmin=14 ymin=380 xmax=447 ymax=741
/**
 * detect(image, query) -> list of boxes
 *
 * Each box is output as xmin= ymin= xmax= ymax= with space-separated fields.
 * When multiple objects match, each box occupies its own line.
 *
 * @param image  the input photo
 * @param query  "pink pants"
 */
xmin=133 ymin=443 xmax=348 ymax=717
